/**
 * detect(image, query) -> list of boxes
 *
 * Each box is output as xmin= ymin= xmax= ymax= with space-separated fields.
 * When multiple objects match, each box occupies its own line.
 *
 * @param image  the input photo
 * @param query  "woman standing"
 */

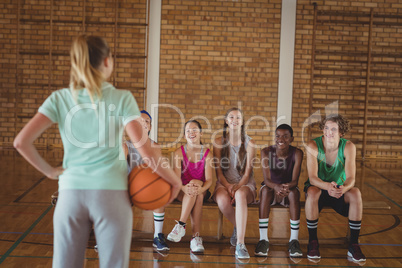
xmin=14 ymin=35 xmax=181 ymax=268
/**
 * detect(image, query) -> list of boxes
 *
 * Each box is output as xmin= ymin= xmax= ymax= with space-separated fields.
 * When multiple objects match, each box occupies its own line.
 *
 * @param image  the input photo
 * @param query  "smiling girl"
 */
xmin=212 ymin=107 xmax=256 ymax=259
xmin=167 ymin=120 xmax=213 ymax=253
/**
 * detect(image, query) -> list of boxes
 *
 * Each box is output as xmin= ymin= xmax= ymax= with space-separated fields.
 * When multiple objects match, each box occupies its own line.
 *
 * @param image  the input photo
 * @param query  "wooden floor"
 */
xmin=0 ymin=148 xmax=401 ymax=267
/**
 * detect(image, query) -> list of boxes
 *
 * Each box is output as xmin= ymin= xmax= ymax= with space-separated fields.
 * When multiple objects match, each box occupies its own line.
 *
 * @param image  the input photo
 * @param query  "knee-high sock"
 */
xmin=290 ymin=219 xmax=300 ymax=241
xmin=307 ymin=219 xmax=318 ymax=242
xmin=259 ymin=218 xmax=269 ymax=241
xmin=349 ymin=220 xmax=361 ymax=244
xmin=153 ymin=212 xmax=165 ymax=238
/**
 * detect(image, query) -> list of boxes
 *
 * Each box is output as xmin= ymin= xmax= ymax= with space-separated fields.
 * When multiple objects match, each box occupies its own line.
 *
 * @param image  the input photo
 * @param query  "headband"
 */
xmin=140 ymin=110 xmax=152 ymax=122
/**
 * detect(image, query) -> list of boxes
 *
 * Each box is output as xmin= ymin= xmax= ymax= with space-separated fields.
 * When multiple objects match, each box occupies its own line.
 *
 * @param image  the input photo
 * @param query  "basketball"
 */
xmin=128 ymin=165 xmax=172 ymax=210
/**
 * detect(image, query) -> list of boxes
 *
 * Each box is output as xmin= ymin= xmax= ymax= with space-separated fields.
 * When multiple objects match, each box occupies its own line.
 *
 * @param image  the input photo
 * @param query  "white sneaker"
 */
xmin=167 ymin=221 xmax=186 ymax=242
xmin=190 ymin=234 xmax=204 ymax=253
xmin=235 ymin=243 xmax=250 ymax=259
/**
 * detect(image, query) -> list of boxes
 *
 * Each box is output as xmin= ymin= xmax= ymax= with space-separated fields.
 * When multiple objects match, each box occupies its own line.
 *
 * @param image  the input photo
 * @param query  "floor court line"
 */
xmin=364 ymin=164 xmax=401 ymax=188
xmin=0 ymin=205 xmax=53 ymax=264
xmin=360 ymin=214 xmax=400 ymax=237
xmin=0 ymin=232 xmax=53 ymax=235
xmin=13 ymin=176 xmax=46 ymax=203
xmin=0 ymin=211 xmax=44 ymax=215
xmin=1 ymin=238 xmax=400 ymax=260
xmin=359 ymin=243 xmax=402 ymax=247
xmin=128 ymin=258 xmax=402 ymax=268
xmin=364 ymin=183 xmax=401 ymax=209
xmin=0 ymin=203 xmax=50 ymax=207
xmin=0 ymin=255 xmax=400 ymax=268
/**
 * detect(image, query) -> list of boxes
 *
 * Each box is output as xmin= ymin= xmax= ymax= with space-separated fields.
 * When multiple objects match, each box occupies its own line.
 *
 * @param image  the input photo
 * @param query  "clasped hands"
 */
xmin=327 ymin=181 xmax=343 ymax=199
xmin=183 ymin=182 xmax=202 ymax=197
xmin=226 ymin=183 xmax=241 ymax=204
xmin=274 ymin=183 xmax=290 ymax=197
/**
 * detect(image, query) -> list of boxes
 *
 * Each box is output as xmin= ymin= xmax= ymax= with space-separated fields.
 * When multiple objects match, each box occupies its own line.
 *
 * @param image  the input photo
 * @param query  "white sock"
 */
xmin=290 ymin=219 xmax=300 ymax=241
xmin=153 ymin=212 xmax=165 ymax=238
xmin=259 ymin=218 xmax=269 ymax=241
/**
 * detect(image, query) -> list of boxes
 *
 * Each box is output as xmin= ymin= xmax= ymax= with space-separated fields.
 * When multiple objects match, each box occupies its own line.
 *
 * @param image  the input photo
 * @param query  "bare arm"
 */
xmin=213 ymin=137 xmax=231 ymax=188
xmin=14 ymin=113 xmax=64 ymax=179
xmin=261 ymin=148 xmax=278 ymax=188
xmin=172 ymin=148 xmax=182 ymax=180
xmin=288 ymin=148 xmax=304 ymax=190
xmin=340 ymin=141 xmax=356 ymax=194
xmin=306 ymin=140 xmax=332 ymax=191
xmin=237 ymin=139 xmax=256 ymax=187
xmin=125 ymin=119 xmax=182 ymax=203
xmin=123 ymin=140 xmax=129 ymax=161
xmin=199 ymin=150 xmax=213 ymax=194
xmin=173 ymin=148 xmax=190 ymax=195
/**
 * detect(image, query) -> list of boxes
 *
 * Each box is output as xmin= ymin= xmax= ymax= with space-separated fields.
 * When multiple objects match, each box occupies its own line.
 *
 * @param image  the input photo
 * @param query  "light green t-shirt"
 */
xmin=38 ymin=82 xmax=140 ymax=190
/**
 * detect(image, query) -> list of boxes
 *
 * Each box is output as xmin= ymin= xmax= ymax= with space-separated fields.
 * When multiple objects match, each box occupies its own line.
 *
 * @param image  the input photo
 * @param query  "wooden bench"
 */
xmin=52 ymin=191 xmax=390 ymax=245
xmin=168 ymin=199 xmax=390 ymax=245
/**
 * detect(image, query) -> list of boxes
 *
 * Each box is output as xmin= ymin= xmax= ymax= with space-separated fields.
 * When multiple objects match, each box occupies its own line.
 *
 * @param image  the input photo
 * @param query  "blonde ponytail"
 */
xmin=70 ymin=35 xmax=110 ymax=103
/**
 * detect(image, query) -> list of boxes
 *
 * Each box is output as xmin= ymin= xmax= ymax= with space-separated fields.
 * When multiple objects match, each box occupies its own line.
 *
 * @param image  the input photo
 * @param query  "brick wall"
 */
xmin=158 ymin=0 xmax=282 ymax=150
xmin=1 ymin=0 xmax=401 ymax=158
xmin=0 ymin=0 xmax=147 ymax=147
xmin=293 ymin=0 xmax=402 ymax=158
xmin=0 ymin=1 xmax=17 ymax=145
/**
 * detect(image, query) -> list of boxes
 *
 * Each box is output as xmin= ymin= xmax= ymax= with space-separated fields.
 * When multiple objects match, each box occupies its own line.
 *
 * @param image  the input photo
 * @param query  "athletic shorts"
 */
xmin=305 ymin=185 xmax=349 ymax=217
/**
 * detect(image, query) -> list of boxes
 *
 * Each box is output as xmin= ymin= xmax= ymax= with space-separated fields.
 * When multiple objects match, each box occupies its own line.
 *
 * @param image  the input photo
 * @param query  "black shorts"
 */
xmin=305 ymin=186 xmax=349 ymax=217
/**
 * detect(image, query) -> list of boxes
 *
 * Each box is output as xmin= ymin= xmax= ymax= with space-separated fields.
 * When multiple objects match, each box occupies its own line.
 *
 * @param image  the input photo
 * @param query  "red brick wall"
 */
xmin=1 ymin=0 xmax=401 ymax=158
xmin=158 ymin=0 xmax=282 ymax=149
xmin=293 ymin=0 xmax=402 ymax=158
xmin=1 ymin=0 xmax=147 ymax=147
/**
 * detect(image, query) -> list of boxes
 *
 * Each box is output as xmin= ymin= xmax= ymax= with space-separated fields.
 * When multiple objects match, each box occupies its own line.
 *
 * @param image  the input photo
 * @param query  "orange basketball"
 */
xmin=128 ymin=165 xmax=171 ymax=210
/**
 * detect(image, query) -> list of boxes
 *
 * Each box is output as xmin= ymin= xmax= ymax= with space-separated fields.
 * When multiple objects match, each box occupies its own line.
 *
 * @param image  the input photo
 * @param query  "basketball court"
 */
xmin=0 ymin=149 xmax=400 ymax=267
xmin=1 ymin=0 xmax=402 ymax=267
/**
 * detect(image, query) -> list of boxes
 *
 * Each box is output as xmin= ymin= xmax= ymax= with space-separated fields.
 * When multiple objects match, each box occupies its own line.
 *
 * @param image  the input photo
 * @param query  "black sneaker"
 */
xmin=153 ymin=233 xmax=170 ymax=251
xmin=348 ymin=244 xmax=366 ymax=262
xmin=307 ymin=240 xmax=321 ymax=259
xmin=288 ymin=239 xmax=302 ymax=257
xmin=254 ymin=240 xmax=269 ymax=256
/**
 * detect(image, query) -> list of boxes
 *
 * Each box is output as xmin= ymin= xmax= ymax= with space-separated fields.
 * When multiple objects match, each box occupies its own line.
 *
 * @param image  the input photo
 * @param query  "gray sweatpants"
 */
xmin=53 ymin=190 xmax=133 ymax=268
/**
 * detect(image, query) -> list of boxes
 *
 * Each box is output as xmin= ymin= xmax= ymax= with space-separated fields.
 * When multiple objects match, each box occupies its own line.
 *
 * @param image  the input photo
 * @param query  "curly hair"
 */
xmin=319 ymin=114 xmax=350 ymax=136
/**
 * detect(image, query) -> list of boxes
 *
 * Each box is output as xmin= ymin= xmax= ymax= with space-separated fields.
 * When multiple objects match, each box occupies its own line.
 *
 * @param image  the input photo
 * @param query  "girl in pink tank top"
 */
xmin=180 ymin=144 xmax=208 ymax=185
xmin=167 ymin=120 xmax=213 ymax=254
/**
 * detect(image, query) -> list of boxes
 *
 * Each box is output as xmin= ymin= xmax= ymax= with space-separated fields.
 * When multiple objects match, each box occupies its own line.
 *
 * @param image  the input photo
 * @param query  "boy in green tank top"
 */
xmin=304 ymin=115 xmax=366 ymax=263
